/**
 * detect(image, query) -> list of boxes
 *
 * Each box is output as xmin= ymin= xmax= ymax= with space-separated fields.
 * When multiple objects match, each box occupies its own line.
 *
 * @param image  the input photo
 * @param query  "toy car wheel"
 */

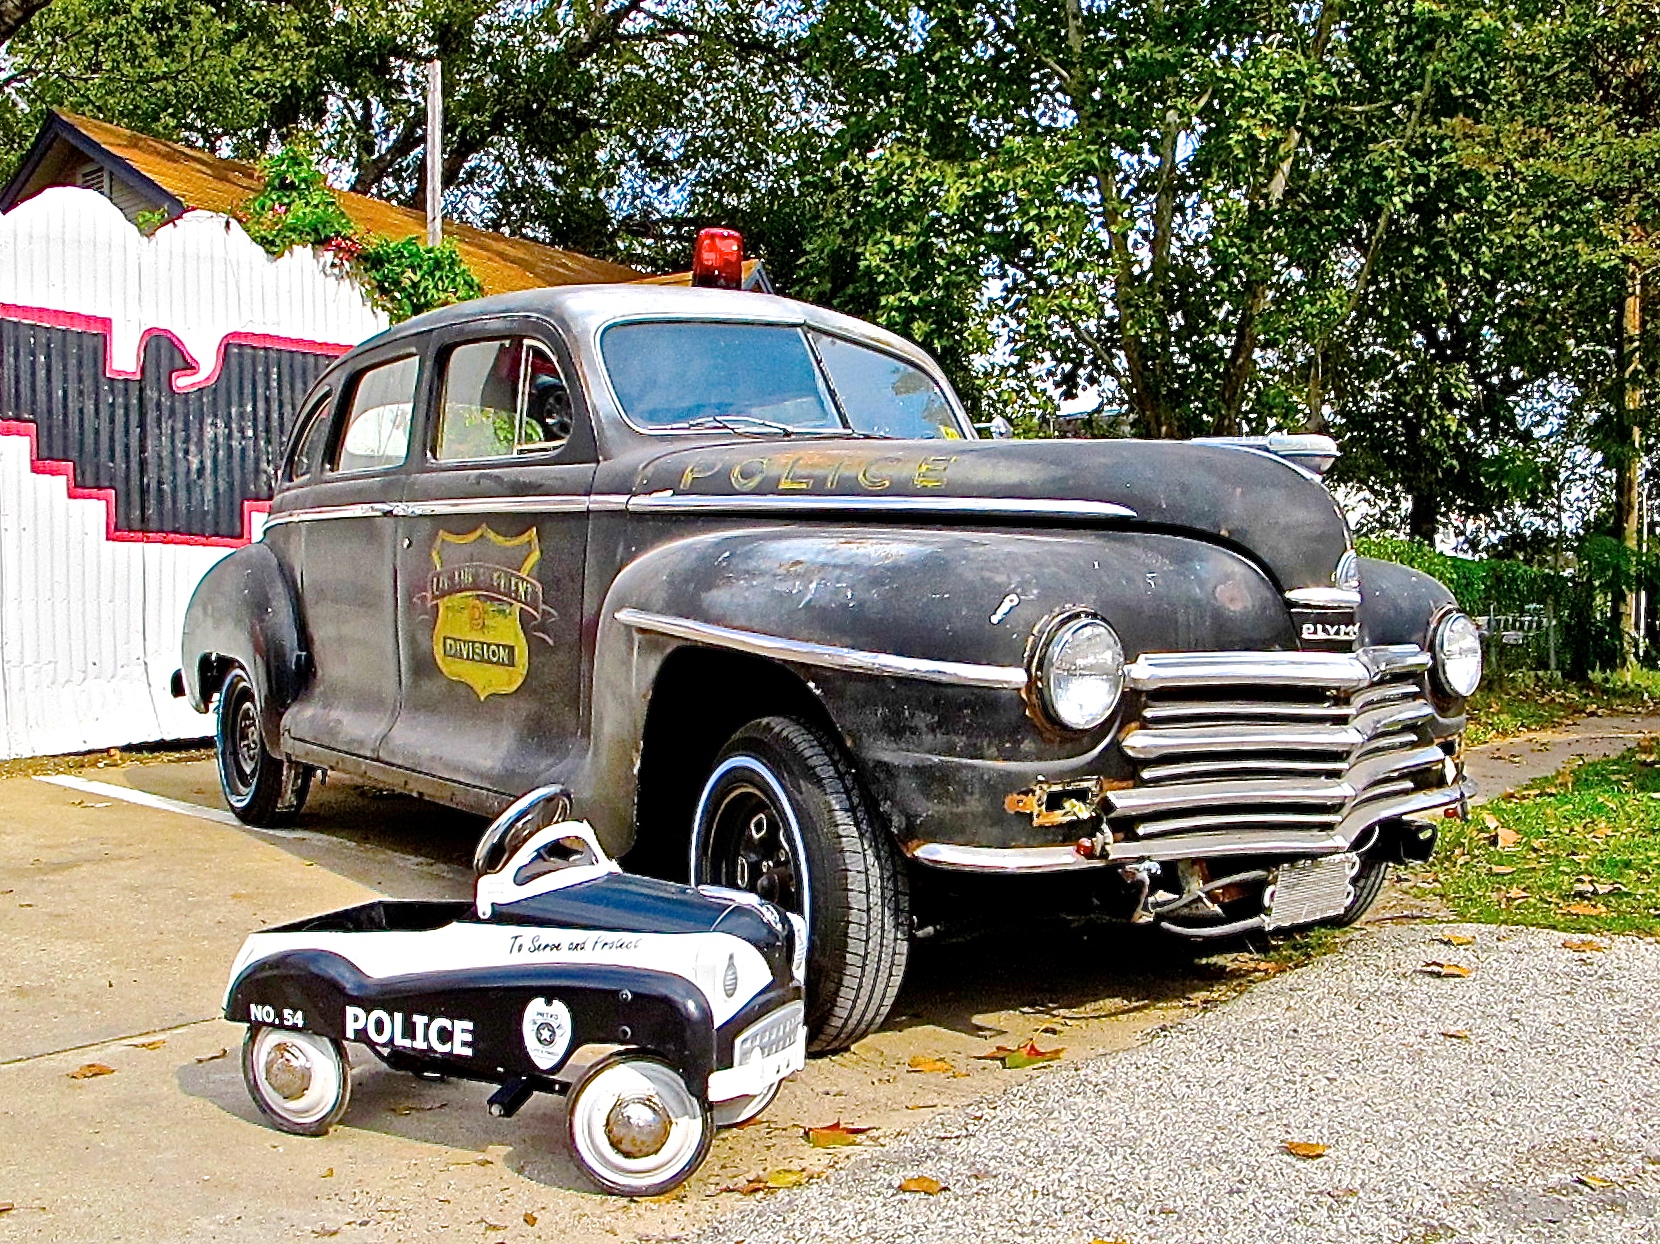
xmin=242 ymin=1026 xmax=351 ymax=1137
xmin=711 ymin=1079 xmax=779 ymax=1128
xmin=692 ymin=716 xmax=909 ymax=1053
xmin=566 ymin=1054 xmax=712 ymax=1197
xmin=216 ymin=667 xmax=311 ymax=827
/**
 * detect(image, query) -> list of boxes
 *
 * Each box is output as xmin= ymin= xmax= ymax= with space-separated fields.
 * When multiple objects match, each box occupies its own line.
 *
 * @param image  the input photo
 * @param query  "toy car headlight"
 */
xmin=1432 ymin=610 xmax=1483 ymax=699
xmin=1037 ymin=614 xmax=1125 ymax=731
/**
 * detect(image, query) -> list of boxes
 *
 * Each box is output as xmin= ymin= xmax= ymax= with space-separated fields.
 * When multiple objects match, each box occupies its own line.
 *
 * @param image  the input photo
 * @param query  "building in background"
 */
xmin=0 ymin=113 xmax=665 ymax=759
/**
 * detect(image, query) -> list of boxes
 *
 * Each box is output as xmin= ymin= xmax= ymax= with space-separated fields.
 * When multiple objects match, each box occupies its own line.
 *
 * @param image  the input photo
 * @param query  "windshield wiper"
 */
xmin=670 ymin=414 xmax=800 ymax=437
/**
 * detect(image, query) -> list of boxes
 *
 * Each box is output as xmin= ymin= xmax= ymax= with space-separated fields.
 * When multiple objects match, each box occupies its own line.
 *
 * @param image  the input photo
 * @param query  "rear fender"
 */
xmin=179 ymin=543 xmax=306 ymax=752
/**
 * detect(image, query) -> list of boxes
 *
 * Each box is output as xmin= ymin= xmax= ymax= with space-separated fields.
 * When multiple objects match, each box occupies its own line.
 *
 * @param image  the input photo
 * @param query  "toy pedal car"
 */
xmin=222 ymin=785 xmax=807 ymax=1195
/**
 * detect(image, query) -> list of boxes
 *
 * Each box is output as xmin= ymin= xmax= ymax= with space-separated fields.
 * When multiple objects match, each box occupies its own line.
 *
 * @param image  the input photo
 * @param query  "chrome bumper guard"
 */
xmin=906 ymin=644 xmax=1471 ymax=873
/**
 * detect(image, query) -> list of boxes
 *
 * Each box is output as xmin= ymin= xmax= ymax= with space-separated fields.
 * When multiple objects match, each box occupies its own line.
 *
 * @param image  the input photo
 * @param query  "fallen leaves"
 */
xmin=974 ymin=1040 xmax=1063 ymax=1069
xmin=1418 ymin=961 xmax=1472 ymax=978
xmin=1436 ymin=933 xmax=1476 ymax=947
xmin=1488 ymin=865 xmax=1518 ymax=875
xmin=804 ymin=1120 xmax=873 ymax=1148
xmin=194 ymin=1048 xmax=228 ymax=1064
xmin=388 ymin=1102 xmax=447 ymax=1116
xmin=898 ymin=1175 xmax=946 ymax=1195
xmin=1440 ymin=1029 xmax=1471 ymax=1040
xmin=1577 ymin=1174 xmax=1616 ymax=1191
xmin=67 ymin=1063 xmax=114 ymax=1079
xmin=0 ymin=1203 xmax=14 ymax=1215
xmin=320 ymin=1168 xmax=333 ymax=1179
xmin=727 ymin=1168 xmax=813 ymax=1194
xmin=1562 ymin=902 xmax=1609 ymax=917
xmin=1283 ymin=1141 xmax=1328 ymax=1159
xmin=523 ymin=1213 xmax=537 ymax=1227
xmin=1481 ymin=814 xmax=1522 ymax=849
xmin=127 ymin=1039 xmax=166 ymax=1050
xmin=1562 ymin=938 xmax=1607 ymax=953
xmin=906 ymin=1055 xmax=954 ymax=1074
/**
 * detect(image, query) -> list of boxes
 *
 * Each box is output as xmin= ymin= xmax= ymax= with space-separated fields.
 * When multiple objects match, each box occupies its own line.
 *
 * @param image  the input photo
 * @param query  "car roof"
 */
xmin=344 ymin=284 xmax=941 ymax=374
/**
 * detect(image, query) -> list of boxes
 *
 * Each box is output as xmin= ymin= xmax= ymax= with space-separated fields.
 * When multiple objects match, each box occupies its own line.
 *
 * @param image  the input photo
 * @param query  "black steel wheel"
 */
xmin=216 ymin=667 xmax=310 ymax=827
xmin=691 ymin=716 xmax=908 ymax=1053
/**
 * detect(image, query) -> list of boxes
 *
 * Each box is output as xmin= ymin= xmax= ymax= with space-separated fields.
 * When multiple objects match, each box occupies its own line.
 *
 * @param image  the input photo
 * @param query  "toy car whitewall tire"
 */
xmin=692 ymin=716 xmax=909 ymax=1053
xmin=242 ymin=1026 xmax=351 ymax=1137
xmin=216 ymin=668 xmax=311 ymax=827
xmin=711 ymin=1079 xmax=779 ymax=1128
xmin=566 ymin=1054 xmax=712 ymax=1196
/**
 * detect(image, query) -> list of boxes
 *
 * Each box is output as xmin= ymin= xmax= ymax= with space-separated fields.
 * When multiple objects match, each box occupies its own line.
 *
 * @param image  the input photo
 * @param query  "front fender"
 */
xmin=179 ymin=542 xmax=306 ymax=750
xmin=587 ymin=524 xmax=1297 ymax=847
xmin=1356 ymin=557 xmax=1457 ymax=648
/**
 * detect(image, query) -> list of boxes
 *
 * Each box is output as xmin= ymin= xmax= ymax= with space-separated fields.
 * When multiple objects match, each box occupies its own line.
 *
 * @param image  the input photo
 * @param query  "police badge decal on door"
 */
xmin=418 ymin=525 xmax=557 ymax=700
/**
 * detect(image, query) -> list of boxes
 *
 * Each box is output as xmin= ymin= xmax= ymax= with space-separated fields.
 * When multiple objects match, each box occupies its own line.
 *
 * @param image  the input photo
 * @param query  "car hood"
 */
xmin=630 ymin=437 xmax=1352 ymax=592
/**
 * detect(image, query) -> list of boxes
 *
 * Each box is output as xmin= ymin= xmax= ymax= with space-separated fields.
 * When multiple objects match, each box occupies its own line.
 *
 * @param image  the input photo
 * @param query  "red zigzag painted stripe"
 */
xmin=1 ymin=418 xmax=268 ymax=547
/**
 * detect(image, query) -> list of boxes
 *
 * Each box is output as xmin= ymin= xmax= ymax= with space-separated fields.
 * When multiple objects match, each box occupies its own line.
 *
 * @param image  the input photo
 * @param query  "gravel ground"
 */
xmin=696 ymin=922 xmax=1660 ymax=1244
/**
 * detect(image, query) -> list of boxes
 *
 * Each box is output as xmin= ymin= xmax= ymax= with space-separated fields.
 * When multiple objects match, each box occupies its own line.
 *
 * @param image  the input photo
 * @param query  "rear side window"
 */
xmin=284 ymin=388 xmax=333 ymax=481
xmin=332 ymin=356 xmax=418 ymax=473
xmin=434 ymin=338 xmax=570 ymax=460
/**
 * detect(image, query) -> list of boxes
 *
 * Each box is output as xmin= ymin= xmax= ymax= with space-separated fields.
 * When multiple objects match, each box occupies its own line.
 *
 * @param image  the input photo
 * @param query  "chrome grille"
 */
xmin=1107 ymin=646 xmax=1450 ymax=858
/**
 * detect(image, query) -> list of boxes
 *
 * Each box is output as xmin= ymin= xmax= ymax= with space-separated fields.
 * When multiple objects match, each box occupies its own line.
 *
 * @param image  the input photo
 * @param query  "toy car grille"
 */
xmin=1109 ymin=648 xmax=1450 ymax=854
xmin=734 ymin=1001 xmax=804 ymax=1064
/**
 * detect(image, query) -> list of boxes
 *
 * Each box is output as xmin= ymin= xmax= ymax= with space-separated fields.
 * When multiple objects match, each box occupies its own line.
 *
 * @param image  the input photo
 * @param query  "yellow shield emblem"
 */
xmin=424 ymin=525 xmax=551 ymax=700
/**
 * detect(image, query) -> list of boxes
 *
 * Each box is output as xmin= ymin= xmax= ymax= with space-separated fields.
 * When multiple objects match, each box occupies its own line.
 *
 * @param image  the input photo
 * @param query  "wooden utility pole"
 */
xmin=425 ymin=59 xmax=443 ymax=247
xmin=1616 ymin=257 xmax=1644 ymax=670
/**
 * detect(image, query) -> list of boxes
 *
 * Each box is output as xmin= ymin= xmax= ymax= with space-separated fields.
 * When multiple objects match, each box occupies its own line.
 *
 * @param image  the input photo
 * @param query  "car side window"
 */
xmin=284 ymin=388 xmax=333 ymax=482
xmin=332 ymin=356 xmax=418 ymax=473
xmin=811 ymin=332 xmax=965 ymax=440
xmin=434 ymin=338 xmax=571 ymax=461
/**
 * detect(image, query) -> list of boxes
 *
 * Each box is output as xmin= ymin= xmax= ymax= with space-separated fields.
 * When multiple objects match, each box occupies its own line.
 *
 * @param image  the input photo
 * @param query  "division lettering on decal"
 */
xmin=344 ymin=1005 xmax=474 ymax=1056
xmin=416 ymin=525 xmax=557 ymax=700
xmin=671 ymin=453 xmax=959 ymax=496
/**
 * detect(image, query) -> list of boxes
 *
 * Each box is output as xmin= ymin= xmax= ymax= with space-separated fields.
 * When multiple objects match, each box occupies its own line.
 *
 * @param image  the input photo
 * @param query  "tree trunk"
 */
xmin=1615 ymin=258 xmax=1644 ymax=670
xmin=1408 ymin=491 xmax=1440 ymax=544
xmin=0 ymin=0 xmax=53 ymax=42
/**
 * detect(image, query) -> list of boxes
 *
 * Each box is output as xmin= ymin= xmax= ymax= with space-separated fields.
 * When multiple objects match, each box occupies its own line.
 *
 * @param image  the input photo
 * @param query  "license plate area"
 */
xmin=1264 ymin=852 xmax=1358 ymax=929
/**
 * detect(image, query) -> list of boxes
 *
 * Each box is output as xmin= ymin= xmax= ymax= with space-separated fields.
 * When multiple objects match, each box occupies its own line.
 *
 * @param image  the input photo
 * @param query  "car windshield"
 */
xmin=600 ymin=320 xmax=964 ymax=439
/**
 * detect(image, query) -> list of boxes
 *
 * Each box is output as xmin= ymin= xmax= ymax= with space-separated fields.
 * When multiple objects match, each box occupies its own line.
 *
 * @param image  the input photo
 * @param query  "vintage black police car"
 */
xmin=178 ymin=278 xmax=1479 ymax=1051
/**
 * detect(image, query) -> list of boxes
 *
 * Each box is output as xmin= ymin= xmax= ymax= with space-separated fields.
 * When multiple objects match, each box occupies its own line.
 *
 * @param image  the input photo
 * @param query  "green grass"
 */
xmin=1463 ymin=668 xmax=1660 ymax=746
xmin=1413 ymin=744 xmax=1660 ymax=938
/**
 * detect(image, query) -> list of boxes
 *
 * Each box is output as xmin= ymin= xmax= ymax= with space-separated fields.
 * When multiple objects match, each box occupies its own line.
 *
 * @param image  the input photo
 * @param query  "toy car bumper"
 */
xmin=708 ymin=999 xmax=806 ymax=1102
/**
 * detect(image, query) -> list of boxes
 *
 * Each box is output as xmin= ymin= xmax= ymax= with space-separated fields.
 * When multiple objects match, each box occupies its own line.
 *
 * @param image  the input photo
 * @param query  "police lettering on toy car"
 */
xmin=521 ymin=996 xmax=573 ymax=1070
xmin=344 ymin=1005 xmax=474 ymax=1056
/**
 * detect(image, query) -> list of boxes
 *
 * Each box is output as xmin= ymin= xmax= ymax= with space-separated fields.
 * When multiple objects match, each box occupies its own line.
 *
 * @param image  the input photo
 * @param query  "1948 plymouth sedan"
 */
xmin=178 ymin=276 xmax=1480 ymax=1051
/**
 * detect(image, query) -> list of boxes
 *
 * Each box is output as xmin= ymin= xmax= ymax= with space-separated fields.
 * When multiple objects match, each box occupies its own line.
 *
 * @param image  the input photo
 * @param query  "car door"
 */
xmin=378 ymin=319 xmax=595 ymax=800
xmin=279 ymin=347 xmax=422 ymax=763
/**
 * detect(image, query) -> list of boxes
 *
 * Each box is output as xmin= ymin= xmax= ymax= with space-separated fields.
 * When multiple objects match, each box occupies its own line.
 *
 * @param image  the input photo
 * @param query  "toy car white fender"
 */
xmin=223 ymin=786 xmax=807 ymax=1195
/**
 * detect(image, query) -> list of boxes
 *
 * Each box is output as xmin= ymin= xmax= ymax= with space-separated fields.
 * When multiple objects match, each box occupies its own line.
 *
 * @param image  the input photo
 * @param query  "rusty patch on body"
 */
xmin=1005 ymin=776 xmax=1131 ymax=827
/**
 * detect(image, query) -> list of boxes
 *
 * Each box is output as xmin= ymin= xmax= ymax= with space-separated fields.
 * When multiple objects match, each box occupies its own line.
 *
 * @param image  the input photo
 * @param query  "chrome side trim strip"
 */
xmin=626 ymin=492 xmax=1137 ymax=521
xmin=613 ymin=607 xmax=1030 ymax=691
xmin=262 ymin=502 xmax=388 ymax=528
xmin=398 ymin=495 xmax=590 ymax=517
xmin=588 ymin=493 xmax=632 ymax=512
xmin=1285 ymin=587 xmax=1363 ymax=608
xmin=906 ymin=842 xmax=1105 ymax=873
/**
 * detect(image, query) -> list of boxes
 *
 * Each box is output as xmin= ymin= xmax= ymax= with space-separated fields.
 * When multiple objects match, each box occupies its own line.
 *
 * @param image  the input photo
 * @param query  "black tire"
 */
xmin=1326 ymin=856 xmax=1389 ymax=927
xmin=216 ymin=667 xmax=310 ymax=827
xmin=691 ymin=716 xmax=908 ymax=1053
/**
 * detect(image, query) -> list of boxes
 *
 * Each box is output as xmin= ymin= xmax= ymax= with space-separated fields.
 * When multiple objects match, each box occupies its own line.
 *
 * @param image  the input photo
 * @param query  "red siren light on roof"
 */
xmin=692 ymin=227 xmax=744 ymax=289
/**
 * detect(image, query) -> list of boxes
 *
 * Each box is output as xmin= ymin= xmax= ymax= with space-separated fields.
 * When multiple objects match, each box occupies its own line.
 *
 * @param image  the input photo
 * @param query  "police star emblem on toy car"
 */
xmin=522 ymin=996 xmax=572 ymax=1070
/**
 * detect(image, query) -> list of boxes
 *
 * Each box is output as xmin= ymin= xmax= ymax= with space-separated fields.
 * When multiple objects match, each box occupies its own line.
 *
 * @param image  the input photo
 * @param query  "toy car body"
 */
xmin=224 ymin=787 xmax=806 ymax=1195
xmin=181 ymin=283 xmax=1480 ymax=1054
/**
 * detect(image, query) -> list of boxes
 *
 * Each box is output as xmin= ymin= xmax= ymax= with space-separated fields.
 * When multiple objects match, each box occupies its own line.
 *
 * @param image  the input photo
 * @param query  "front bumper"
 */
xmin=903 ymin=644 xmax=1473 ymax=872
xmin=707 ymin=1000 xmax=806 ymax=1103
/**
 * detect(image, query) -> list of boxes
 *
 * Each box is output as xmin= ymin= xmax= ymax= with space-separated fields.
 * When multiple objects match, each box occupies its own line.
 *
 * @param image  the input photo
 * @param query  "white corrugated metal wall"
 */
xmin=0 ymin=187 xmax=385 ymax=759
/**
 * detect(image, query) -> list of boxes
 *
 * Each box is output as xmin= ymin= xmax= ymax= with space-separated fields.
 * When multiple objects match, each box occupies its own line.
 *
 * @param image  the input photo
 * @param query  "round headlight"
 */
xmin=1039 ymin=616 xmax=1126 ymax=731
xmin=1433 ymin=611 xmax=1483 ymax=699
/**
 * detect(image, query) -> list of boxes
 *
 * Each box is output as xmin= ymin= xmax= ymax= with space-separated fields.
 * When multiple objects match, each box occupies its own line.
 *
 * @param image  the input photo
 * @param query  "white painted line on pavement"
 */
xmin=35 ymin=773 xmax=244 ymax=828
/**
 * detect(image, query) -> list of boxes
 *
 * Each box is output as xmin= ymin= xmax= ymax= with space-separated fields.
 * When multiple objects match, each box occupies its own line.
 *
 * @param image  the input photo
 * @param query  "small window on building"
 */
xmin=333 ymin=356 xmax=418 ymax=473
xmin=433 ymin=338 xmax=571 ymax=461
xmin=284 ymin=388 xmax=334 ymax=481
